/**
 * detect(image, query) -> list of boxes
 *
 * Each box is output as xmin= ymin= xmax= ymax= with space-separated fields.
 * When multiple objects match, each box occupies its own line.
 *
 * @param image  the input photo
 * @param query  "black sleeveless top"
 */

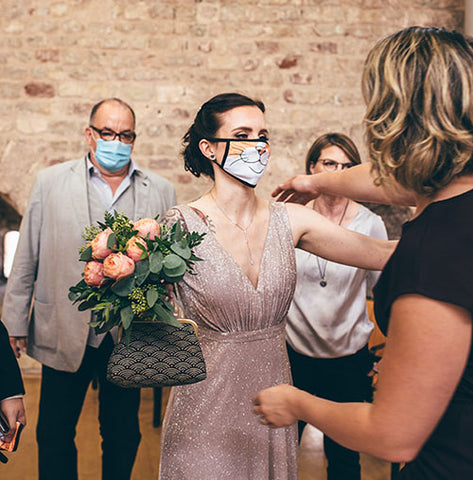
xmin=374 ymin=188 xmax=473 ymax=479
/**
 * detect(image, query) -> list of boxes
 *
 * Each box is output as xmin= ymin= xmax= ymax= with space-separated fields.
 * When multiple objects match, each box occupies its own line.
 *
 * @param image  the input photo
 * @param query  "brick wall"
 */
xmin=0 ymin=0 xmax=464 ymax=212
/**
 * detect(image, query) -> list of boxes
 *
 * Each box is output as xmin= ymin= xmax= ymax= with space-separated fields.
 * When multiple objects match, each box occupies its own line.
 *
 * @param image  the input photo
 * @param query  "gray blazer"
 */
xmin=1 ymin=157 xmax=176 ymax=372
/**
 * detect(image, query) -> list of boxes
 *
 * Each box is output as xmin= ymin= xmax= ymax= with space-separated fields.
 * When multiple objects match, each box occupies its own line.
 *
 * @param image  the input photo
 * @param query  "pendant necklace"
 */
xmin=210 ymin=191 xmax=257 ymax=266
xmin=316 ymin=199 xmax=350 ymax=287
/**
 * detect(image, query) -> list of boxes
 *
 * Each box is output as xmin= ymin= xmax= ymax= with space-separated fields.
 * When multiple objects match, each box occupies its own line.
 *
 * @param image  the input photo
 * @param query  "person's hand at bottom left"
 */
xmin=1 ymin=398 xmax=26 ymax=443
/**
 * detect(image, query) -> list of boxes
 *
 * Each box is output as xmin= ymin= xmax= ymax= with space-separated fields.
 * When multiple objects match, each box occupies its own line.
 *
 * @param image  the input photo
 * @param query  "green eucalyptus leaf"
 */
xmin=163 ymin=255 xmax=187 ymax=278
xmin=163 ymin=272 xmax=186 ymax=283
xmin=79 ymin=245 xmax=92 ymax=262
xmin=120 ymin=306 xmax=134 ymax=330
xmin=146 ymin=288 xmax=159 ymax=307
xmin=163 ymin=253 xmax=185 ymax=270
xmin=111 ymin=275 xmax=134 ymax=297
xmin=163 ymin=269 xmax=186 ymax=283
xmin=149 ymin=251 xmax=164 ymax=274
xmin=107 ymin=232 xmax=117 ymax=249
xmin=153 ymin=302 xmax=181 ymax=328
xmin=134 ymin=258 xmax=150 ymax=286
xmin=159 ymin=315 xmax=184 ymax=328
xmin=173 ymin=219 xmax=184 ymax=242
xmin=170 ymin=240 xmax=192 ymax=260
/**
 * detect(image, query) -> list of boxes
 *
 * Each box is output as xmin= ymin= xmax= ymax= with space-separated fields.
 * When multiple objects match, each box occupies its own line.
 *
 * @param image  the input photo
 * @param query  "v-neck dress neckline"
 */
xmin=186 ymin=202 xmax=273 ymax=292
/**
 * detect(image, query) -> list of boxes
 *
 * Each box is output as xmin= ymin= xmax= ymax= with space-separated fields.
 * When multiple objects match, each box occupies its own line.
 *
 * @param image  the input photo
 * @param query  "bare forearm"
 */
xmin=295 ymin=208 xmax=397 ymax=271
xmin=314 ymin=164 xmax=414 ymax=206
xmin=255 ymin=300 xmax=469 ymax=464
xmin=291 ymin=390 xmax=417 ymax=462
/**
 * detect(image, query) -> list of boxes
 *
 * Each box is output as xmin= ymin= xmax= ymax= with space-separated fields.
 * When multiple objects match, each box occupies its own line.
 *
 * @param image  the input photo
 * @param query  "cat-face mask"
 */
xmin=208 ymin=138 xmax=270 ymax=188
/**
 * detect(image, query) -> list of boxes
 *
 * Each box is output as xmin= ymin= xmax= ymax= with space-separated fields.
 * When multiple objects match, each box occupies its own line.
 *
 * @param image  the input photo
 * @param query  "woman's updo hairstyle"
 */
xmin=183 ymin=93 xmax=265 ymax=180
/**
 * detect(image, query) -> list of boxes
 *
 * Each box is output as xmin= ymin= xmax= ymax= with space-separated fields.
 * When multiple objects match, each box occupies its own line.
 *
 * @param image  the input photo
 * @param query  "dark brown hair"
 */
xmin=183 ymin=93 xmax=265 ymax=179
xmin=305 ymin=132 xmax=361 ymax=174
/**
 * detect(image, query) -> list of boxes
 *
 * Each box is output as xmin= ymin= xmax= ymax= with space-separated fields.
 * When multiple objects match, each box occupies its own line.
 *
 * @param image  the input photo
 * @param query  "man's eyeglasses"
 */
xmin=320 ymin=159 xmax=356 ymax=171
xmin=89 ymin=125 xmax=136 ymax=144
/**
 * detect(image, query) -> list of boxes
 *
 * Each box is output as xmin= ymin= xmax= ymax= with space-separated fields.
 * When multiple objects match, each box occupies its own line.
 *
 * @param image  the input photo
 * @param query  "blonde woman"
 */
xmin=254 ymin=27 xmax=473 ymax=479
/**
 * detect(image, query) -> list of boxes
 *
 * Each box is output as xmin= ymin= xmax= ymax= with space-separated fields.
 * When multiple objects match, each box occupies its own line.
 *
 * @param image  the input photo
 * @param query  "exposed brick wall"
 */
xmin=0 ymin=0 xmax=464 ymax=213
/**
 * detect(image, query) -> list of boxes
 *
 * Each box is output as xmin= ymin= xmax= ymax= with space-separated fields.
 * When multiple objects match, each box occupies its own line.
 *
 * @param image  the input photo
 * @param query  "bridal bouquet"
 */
xmin=68 ymin=210 xmax=205 ymax=337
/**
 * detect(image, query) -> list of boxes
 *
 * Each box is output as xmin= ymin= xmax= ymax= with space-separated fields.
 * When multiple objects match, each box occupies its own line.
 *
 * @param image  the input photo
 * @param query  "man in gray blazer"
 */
xmin=2 ymin=98 xmax=176 ymax=480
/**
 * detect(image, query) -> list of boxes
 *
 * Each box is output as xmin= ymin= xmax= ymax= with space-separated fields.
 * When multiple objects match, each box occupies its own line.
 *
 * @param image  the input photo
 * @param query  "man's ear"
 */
xmin=199 ymin=139 xmax=215 ymax=160
xmin=84 ymin=126 xmax=95 ymax=149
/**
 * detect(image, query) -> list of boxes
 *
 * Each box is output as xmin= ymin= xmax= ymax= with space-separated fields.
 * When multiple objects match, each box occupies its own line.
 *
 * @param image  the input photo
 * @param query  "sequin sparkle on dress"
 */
xmin=158 ymin=202 xmax=298 ymax=480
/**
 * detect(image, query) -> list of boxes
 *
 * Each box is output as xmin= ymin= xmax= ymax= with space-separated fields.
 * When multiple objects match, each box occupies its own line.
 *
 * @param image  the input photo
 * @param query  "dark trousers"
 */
xmin=37 ymin=334 xmax=141 ymax=480
xmin=287 ymin=343 xmax=374 ymax=480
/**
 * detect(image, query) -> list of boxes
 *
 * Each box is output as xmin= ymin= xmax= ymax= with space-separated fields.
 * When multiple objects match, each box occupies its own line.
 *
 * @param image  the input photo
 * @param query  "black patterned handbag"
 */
xmin=106 ymin=316 xmax=207 ymax=388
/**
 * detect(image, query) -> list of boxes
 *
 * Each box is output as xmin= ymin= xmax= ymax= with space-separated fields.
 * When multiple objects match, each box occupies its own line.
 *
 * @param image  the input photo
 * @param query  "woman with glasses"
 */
xmin=285 ymin=132 xmax=387 ymax=480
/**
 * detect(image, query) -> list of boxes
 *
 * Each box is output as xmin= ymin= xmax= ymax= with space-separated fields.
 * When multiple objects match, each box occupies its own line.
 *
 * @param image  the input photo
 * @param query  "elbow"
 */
xmin=374 ymin=438 xmax=423 ymax=464
xmin=381 ymin=446 xmax=420 ymax=464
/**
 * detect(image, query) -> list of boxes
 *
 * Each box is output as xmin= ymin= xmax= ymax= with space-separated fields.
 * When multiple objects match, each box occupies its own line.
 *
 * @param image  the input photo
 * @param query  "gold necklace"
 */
xmin=316 ymin=199 xmax=350 ymax=287
xmin=210 ymin=191 xmax=257 ymax=265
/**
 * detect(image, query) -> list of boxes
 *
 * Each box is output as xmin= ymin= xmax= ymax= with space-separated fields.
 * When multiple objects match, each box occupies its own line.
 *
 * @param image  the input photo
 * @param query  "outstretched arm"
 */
xmin=253 ymin=295 xmax=471 ymax=462
xmin=273 ymin=163 xmax=415 ymax=206
xmin=286 ymin=202 xmax=396 ymax=271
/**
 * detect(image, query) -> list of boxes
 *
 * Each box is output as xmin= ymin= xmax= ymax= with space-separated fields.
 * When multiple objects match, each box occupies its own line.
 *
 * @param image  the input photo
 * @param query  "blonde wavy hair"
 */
xmin=362 ymin=26 xmax=473 ymax=196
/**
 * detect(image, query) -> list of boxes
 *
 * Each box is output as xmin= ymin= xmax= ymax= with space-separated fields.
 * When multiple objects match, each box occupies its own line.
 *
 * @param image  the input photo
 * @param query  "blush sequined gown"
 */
xmin=158 ymin=203 xmax=298 ymax=480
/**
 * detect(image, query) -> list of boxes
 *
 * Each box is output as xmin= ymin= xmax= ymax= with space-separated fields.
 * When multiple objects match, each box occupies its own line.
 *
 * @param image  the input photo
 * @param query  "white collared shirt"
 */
xmin=86 ymin=156 xmax=141 ymax=211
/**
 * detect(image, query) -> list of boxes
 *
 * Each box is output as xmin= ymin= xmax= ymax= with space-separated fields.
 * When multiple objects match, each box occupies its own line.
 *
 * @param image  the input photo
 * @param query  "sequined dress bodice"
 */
xmin=159 ymin=202 xmax=298 ymax=480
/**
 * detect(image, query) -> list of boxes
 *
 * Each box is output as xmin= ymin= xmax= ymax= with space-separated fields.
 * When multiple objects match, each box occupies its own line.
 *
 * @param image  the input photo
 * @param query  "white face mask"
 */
xmin=208 ymin=138 xmax=270 ymax=187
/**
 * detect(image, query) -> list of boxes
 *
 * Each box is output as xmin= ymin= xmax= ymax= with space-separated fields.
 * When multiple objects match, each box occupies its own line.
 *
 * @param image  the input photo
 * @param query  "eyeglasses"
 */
xmin=320 ymin=159 xmax=356 ymax=171
xmin=89 ymin=125 xmax=136 ymax=144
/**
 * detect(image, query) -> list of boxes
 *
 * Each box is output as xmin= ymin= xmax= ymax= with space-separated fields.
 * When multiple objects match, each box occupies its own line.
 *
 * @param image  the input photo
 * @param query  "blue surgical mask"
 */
xmin=94 ymin=139 xmax=132 ymax=172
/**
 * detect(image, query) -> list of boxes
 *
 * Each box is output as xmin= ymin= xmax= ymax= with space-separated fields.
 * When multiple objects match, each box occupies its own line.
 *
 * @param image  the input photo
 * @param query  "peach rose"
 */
xmin=103 ymin=252 xmax=135 ymax=280
xmin=84 ymin=261 xmax=104 ymax=287
xmin=133 ymin=218 xmax=161 ymax=240
xmin=91 ymin=228 xmax=114 ymax=259
xmin=126 ymin=235 xmax=148 ymax=262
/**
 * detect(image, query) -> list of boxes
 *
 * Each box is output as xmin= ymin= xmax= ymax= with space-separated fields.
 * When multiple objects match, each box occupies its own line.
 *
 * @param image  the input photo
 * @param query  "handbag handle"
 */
xmin=117 ymin=317 xmax=200 ymax=343
xmin=176 ymin=318 xmax=199 ymax=337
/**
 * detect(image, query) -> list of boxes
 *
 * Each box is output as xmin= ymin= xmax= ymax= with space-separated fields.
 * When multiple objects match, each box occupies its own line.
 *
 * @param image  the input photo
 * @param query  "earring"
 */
xmin=210 ymin=154 xmax=215 ymax=159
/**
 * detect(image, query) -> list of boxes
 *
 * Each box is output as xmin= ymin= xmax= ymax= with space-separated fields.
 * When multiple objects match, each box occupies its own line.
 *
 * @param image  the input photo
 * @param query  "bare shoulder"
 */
xmin=282 ymin=202 xmax=324 ymax=246
xmin=284 ymin=201 xmax=323 ymax=225
xmin=280 ymin=201 xmax=308 ymax=217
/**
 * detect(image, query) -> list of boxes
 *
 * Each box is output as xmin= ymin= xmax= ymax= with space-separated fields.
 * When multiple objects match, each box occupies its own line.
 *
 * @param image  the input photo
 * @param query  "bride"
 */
xmin=158 ymin=92 xmax=395 ymax=480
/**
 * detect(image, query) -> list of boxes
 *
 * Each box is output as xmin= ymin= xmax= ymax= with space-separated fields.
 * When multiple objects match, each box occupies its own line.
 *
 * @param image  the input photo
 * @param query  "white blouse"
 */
xmin=286 ymin=205 xmax=388 ymax=358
